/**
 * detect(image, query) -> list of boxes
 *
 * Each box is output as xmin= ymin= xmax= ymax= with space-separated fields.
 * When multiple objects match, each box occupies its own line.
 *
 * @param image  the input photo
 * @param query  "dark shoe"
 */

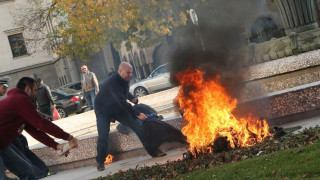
xmin=97 ymin=163 xmax=105 ymax=171
xmin=153 ymin=150 xmax=167 ymax=157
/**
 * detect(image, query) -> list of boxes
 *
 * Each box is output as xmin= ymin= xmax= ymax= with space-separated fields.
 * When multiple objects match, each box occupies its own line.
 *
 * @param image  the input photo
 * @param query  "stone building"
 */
xmin=2 ymin=0 xmax=320 ymax=95
xmin=0 ymin=0 xmax=80 ymax=93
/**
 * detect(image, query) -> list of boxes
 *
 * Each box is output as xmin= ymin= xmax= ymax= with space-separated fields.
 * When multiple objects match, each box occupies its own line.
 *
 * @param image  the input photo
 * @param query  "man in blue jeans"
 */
xmin=94 ymin=62 xmax=166 ymax=171
xmin=80 ymin=65 xmax=99 ymax=110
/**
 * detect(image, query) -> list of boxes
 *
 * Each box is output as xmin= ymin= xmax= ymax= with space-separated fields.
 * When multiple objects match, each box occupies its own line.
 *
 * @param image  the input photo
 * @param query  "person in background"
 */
xmin=80 ymin=65 xmax=99 ymax=110
xmin=36 ymin=78 xmax=55 ymax=121
xmin=108 ymin=68 xmax=116 ymax=77
xmin=0 ymin=77 xmax=78 ymax=180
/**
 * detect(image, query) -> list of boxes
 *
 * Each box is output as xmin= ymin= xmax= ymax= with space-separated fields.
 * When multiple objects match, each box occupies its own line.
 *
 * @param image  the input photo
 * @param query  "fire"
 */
xmin=104 ymin=154 xmax=114 ymax=165
xmin=175 ymin=68 xmax=270 ymax=156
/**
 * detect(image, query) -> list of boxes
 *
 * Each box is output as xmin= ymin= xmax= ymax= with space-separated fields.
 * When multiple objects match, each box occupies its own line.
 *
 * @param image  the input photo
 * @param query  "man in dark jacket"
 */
xmin=0 ymin=77 xmax=78 ymax=180
xmin=94 ymin=62 xmax=166 ymax=171
xmin=36 ymin=78 xmax=55 ymax=121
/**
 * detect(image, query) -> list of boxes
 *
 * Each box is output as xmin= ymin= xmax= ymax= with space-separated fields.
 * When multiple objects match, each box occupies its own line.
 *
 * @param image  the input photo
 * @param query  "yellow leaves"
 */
xmin=52 ymin=0 xmax=192 ymax=58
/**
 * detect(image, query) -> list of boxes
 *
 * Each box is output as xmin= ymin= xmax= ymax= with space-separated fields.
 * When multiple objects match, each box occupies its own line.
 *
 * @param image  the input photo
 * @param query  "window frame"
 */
xmin=7 ymin=33 xmax=28 ymax=58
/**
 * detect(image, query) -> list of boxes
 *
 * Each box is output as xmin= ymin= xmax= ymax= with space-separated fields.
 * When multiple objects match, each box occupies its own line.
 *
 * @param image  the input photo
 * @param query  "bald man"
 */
xmin=94 ymin=62 xmax=165 ymax=171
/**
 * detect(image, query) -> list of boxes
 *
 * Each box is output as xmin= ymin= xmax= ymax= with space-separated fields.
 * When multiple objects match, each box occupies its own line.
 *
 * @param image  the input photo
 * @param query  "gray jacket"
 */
xmin=81 ymin=71 xmax=99 ymax=94
xmin=37 ymin=84 xmax=54 ymax=106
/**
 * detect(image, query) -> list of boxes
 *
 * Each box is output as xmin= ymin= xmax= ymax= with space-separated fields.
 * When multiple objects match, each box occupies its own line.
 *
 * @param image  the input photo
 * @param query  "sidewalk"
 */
xmin=40 ymin=111 xmax=320 ymax=180
xmin=42 ymin=146 xmax=188 ymax=180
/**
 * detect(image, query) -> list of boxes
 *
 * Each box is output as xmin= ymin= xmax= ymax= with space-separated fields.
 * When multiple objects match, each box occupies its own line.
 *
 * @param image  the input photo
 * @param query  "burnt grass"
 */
xmin=95 ymin=126 xmax=320 ymax=180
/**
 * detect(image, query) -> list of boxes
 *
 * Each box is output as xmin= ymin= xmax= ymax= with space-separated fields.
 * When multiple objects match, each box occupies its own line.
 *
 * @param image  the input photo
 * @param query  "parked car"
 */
xmin=51 ymin=88 xmax=87 ymax=118
xmin=129 ymin=63 xmax=174 ymax=97
xmin=61 ymin=82 xmax=82 ymax=91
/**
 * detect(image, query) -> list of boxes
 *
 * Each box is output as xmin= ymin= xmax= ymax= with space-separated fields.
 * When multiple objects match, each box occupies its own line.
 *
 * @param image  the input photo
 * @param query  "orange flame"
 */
xmin=104 ymin=154 xmax=114 ymax=165
xmin=175 ymin=69 xmax=270 ymax=156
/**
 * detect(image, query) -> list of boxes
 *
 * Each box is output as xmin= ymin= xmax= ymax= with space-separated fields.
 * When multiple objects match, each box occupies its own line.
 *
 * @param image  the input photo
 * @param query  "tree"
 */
xmin=15 ymin=0 xmax=207 ymax=59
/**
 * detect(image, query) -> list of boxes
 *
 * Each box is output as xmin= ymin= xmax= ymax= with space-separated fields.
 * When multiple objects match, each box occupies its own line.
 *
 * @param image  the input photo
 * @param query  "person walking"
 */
xmin=0 ymin=77 xmax=78 ymax=180
xmin=94 ymin=62 xmax=165 ymax=172
xmin=80 ymin=65 xmax=99 ymax=110
xmin=36 ymin=78 xmax=55 ymax=121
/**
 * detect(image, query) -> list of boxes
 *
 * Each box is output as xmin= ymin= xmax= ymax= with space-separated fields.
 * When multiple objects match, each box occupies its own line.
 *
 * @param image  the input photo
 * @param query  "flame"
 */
xmin=104 ymin=154 xmax=114 ymax=165
xmin=175 ymin=68 xmax=270 ymax=156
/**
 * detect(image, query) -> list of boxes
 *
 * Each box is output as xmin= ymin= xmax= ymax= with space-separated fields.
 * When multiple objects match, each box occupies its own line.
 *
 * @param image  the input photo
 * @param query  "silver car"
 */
xmin=129 ymin=64 xmax=173 ymax=97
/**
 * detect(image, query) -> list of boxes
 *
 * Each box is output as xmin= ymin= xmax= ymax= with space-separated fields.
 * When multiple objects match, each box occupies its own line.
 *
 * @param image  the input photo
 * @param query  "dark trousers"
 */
xmin=11 ymin=136 xmax=49 ymax=179
xmin=95 ymin=110 xmax=156 ymax=164
xmin=1 ymin=145 xmax=35 ymax=180
xmin=1 ymin=136 xmax=49 ymax=180
xmin=38 ymin=104 xmax=53 ymax=121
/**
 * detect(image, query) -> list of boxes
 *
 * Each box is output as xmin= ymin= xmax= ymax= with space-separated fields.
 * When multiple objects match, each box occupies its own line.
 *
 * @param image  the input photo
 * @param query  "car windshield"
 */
xmin=150 ymin=64 xmax=168 ymax=77
xmin=53 ymin=88 xmax=80 ymax=95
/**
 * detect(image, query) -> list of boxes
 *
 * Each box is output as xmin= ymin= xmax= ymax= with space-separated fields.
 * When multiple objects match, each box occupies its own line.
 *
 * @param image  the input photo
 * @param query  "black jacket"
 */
xmin=94 ymin=74 xmax=140 ymax=117
xmin=36 ymin=84 xmax=54 ymax=106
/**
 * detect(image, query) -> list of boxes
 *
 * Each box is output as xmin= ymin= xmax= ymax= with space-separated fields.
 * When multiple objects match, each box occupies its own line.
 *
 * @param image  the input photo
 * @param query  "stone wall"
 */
xmin=245 ymin=28 xmax=320 ymax=65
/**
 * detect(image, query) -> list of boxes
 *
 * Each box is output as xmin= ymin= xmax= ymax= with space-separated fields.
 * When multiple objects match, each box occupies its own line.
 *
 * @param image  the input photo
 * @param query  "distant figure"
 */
xmin=80 ymin=65 xmax=99 ymax=110
xmin=108 ymin=68 xmax=116 ymax=77
xmin=0 ymin=77 xmax=10 ymax=96
xmin=36 ymin=78 xmax=55 ymax=121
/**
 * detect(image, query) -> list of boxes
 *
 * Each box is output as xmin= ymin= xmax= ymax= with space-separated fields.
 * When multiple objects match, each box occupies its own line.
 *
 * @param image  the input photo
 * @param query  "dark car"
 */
xmin=61 ymin=82 xmax=82 ymax=91
xmin=52 ymin=88 xmax=87 ymax=118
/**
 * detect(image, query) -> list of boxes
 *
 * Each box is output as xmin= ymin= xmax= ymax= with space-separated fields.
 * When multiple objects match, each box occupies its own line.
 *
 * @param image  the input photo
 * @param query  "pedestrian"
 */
xmin=0 ymin=77 xmax=15 ymax=180
xmin=80 ymin=65 xmax=99 ymax=110
xmin=36 ymin=78 xmax=55 ymax=121
xmin=0 ymin=77 xmax=10 ymax=96
xmin=94 ymin=62 xmax=165 ymax=172
xmin=108 ymin=68 xmax=116 ymax=77
xmin=0 ymin=77 xmax=78 ymax=180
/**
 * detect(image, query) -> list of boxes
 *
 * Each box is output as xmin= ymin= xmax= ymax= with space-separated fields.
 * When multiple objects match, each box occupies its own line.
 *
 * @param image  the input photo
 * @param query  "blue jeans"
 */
xmin=85 ymin=90 xmax=96 ymax=110
xmin=1 ymin=145 xmax=36 ymax=180
xmin=95 ymin=111 xmax=155 ymax=164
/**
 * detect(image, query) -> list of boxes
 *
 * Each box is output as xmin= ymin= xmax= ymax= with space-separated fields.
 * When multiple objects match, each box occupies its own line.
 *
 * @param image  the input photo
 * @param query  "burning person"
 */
xmin=0 ymin=77 xmax=78 ymax=180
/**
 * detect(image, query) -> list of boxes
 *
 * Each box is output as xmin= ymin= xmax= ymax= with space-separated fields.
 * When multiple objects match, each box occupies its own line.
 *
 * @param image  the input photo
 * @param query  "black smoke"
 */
xmin=169 ymin=0 xmax=266 ymax=98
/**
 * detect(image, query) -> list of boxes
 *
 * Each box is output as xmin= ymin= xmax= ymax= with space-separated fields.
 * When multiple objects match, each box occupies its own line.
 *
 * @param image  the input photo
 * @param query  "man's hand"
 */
xmin=56 ymin=144 xmax=63 ymax=151
xmin=137 ymin=113 xmax=147 ymax=120
xmin=130 ymin=98 xmax=138 ymax=104
xmin=68 ymin=136 xmax=79 ymax=149
xmin=56 ymin=144 xmax=70 ymax=156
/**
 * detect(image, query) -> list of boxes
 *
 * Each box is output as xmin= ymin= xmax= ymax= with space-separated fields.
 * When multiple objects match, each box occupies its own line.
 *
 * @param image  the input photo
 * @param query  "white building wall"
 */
xmin=0 ymin=0 xmax=55 ymax=73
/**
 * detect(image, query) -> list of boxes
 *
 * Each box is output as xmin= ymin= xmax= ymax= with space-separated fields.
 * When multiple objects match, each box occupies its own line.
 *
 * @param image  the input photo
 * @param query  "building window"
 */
xmin=8 ymin=33 xmax=28 ymax=57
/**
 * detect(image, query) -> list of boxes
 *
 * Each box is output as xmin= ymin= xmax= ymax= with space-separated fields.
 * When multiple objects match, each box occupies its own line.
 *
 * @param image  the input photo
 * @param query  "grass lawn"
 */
xmin=178 ymin=140 xmax=320 ymax=180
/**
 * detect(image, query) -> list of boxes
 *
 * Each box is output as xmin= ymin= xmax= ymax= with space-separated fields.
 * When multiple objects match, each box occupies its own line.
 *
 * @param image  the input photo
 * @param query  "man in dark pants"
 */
xmin=0 ymin=77 xmax=78 ymax=180
xmin=94 ymin=62 xmax=166 ymax=171
xmin=36 ymin=78 xmax=55 ymax=121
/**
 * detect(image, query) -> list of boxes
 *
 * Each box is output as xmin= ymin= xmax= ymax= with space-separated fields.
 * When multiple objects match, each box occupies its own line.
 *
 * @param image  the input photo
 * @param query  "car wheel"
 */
xmin=134 ymin=87 xmax=148 ymax=97
xmin=56 ymin=107 xmax=68 ymax=118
